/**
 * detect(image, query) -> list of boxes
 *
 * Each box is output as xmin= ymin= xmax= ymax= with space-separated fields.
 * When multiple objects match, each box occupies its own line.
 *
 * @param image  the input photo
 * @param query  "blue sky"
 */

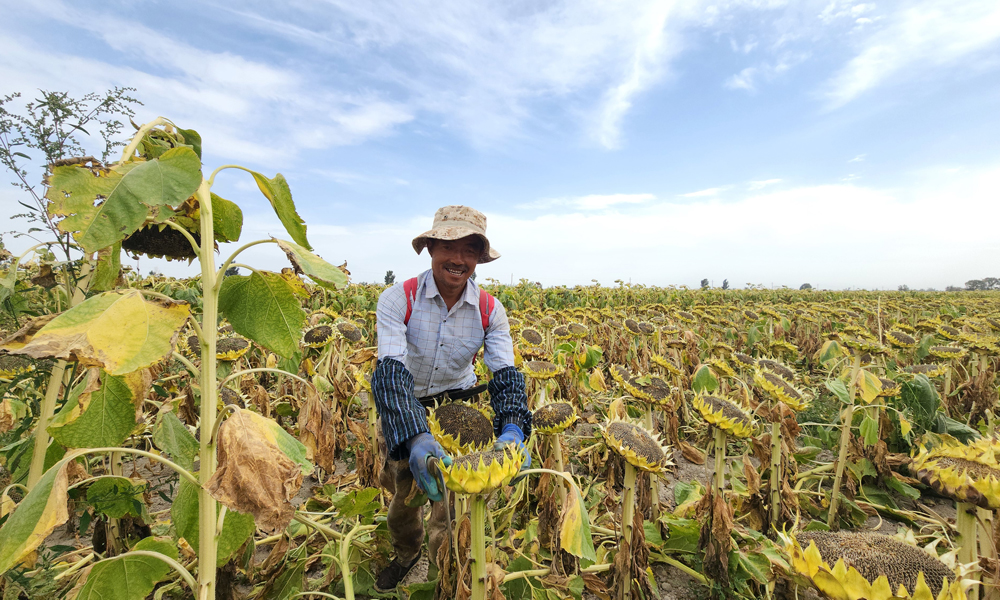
xmin=2 ymin=0 xmax=1000 ymax=290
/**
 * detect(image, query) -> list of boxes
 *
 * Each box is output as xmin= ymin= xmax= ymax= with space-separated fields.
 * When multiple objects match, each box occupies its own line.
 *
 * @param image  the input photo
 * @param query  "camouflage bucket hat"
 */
xmin=412 ymin=205 xmax=500 ymax=263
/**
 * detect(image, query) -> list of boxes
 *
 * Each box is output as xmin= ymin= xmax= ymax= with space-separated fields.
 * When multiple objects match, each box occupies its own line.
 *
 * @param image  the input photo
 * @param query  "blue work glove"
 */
xmin=407 ymin=433 xmax=452 ymax=503
xmin=494 ymin=424 xmax=531 ymax=482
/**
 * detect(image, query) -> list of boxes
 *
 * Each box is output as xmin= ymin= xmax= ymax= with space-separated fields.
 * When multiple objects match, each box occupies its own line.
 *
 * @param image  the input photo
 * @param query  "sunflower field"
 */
xmin=1 ymin=118 xmax=999 ymax=600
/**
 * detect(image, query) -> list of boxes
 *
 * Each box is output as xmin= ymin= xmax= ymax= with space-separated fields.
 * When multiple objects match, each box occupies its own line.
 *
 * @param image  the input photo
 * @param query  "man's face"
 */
xmin=428 ymin=236 xmax=481 ymax=295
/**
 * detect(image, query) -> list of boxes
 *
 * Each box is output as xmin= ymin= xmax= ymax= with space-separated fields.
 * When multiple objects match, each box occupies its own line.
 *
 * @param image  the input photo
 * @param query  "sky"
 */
xmin=2 ymin=0 xmax=1000 ymax=290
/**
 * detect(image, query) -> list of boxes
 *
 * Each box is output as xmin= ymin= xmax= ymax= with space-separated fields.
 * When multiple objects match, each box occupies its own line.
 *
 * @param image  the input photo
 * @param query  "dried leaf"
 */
xmin=206 ymin=408 xmax=311 ymax=534
xmin=298 ymin=387 xmax=335 ymax=472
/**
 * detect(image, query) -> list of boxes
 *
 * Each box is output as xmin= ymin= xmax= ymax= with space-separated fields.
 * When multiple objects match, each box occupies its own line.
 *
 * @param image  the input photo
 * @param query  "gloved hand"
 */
xmin=407 ymin=433 xmax=452 ymax=503
xmin=494 ymin=424 xmax=531 ymax=483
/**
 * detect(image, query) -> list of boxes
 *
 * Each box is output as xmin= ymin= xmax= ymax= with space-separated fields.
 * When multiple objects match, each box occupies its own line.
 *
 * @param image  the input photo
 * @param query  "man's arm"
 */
xmin=482 ymin=302 xmax=533 ymax=437
xmin=373 ymin=286 xmax=429 ymax=461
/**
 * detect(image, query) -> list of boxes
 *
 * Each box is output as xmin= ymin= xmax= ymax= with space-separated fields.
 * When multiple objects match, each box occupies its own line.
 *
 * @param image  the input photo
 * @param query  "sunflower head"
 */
xmin=540 ymin=315 xmax=558 ymax=328
xmin=428 ymin=402 xmax=495 ymax=455
xmin=676 ymin=311 xmax=696 ymax=324
xmin=600 ymin=417 xmax=673 ymax=473
xmin=928 ymin=346 xmax=967 ymax=360
xmin=878 ymin=377 xmax=902 ymax=397
xmin=624 ymin=319 xmax=642 ymax=335
xmin=753 ymin=369 xmax=809 ymax=411
xmin=886 ymin=330 xmax=918 ymax=349
xmin=609 ymin=364 xmax=633 ymax=386
xmin=439 ymin=446 xmax=525 ymax=494
xmin=217 ymin=336 xmax=251 ymax=361
xmin=627 ymin=374 xmax=672 ymax=406
xmin=522 ymin=360 xmax=562 ymax=380
xmin=707 ymin=358 xmax=737 ymax=379
xmin=841 ymin=335 xmax=887 ymax=355
xmin=651 ymin=353 xmax=682 ymax=376
xmin=911 ymin=436 xmax=1000 ymax=509
xmin=0 ymin=355 xmax=34 ymax=380
xmin=179 ymin=333 xmax=201 ymax=357
xmin=519 ymin=328 xmax=544 ymax=347
xmin=692 ymin=393 xmax=754 ymax=438
xmin=568 ymin=322 xmax=589 ymax=338
xmin=637 ymin=321 xmax=657 ymax=335
xmin=303 ymin=325 xmax=335 ymax=348
xmin=936 ymin=325 xmax=962 ymax=341
xmin=904 ymin=364 xmax=949 ymax=378
xmin=742 ymin=309 xmax=760 ymax=321
xmin=335 ymin=321 xmax=365 ymax=344
xmin=533 ymin=401 xmax=578 ymax=434
xmin=219 ymin=386 xmax=247 ymax=408
xmin=757 ymin=359 xmax=795 ymax=381
xmin=780 ymin=529 xmax=969 ymax=600
xmin=732 ymin=352 xmax=757 ymax=369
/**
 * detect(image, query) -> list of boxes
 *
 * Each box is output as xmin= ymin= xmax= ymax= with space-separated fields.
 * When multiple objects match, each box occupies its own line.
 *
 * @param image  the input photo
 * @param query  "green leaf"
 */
xmin=261 ymin=558 xmax=306 ymax=600
xmin=826 ymin=379 xmax=851 ymax=405
xmin=660 ymin=514 xmax=700 ymax=553
xmin=249 ymin=171 xmax=310 ymax=250
xmin=90 ymin=243 xmax=122 ymax=292
xmin=916 ymin=334 xmax=935 ymax=361
xmin=152 ymin=410 xmax=198 ymax=471
xmin=48 ymin=372 xmax=136 ymax=448
xmin=818 ymin=340 xmax=847 ymax=366
xmin=0 ymin=457 xmax=72 ymax=574
xmin=900 ymin=375 xmax=939 ymax=430
xmin=275 ymin=239 xmax=348 ymax=290
xmin=560 ymin=487 xmax=597 ymax=561
xmin=75 ymin=537 xmax=178 ymax=600
xmin=886 ymin=476 xmax=921 ymax=501
xmin=329 ymin=488 xmax=380 ymax=521
xmin=171 ymin=479 xmax=255 ymax=567
xmin=0 ymin=257 xmax=20 ymax=305
xmin=219 ymin=271 xmax=305 ymax=359
xmin=859 ymin=414 xmax=879 ymax=447
xmin=1 ymin=289 xmax=190 ymax=375
xmin=86 ymin=477 xmax=147 ymax=519
xmin=692 ymin=364 xmax=718 ymax=394
xmin=46 ymin=147 xmax=202 ymax=253
xmin=175 ymin=127 xmax=203 ymax=159
xmin=737 ymin=551 xmax=771 ymax=585
xmin=212 ymin=193 xmax=243 ymax=243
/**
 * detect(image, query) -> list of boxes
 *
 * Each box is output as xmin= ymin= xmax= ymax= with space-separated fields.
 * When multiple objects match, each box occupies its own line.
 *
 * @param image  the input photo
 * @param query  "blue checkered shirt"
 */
xmin=372 ymin=269 xmax=531 ymax=460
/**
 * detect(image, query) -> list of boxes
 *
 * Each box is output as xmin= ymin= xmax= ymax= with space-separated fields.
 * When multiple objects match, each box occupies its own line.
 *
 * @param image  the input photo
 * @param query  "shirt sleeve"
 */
xmin=371 ymin=357 xmax=428 ymax=461
xmin=482 ymin=300 xmax=516 ymax=371
xmin=376 ymin=283 xmax=408 ymax=363
xmin=488 ymin=366 xmax=533 ymax=438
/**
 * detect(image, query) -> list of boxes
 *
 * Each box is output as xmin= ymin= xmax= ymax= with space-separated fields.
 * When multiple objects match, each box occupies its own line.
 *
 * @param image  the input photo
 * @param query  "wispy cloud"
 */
xmin=724 ymin=53 xmax=808 ymax=93
xmin=518 ymin=193 xmax=655 ymax=211
xmin=680 ymin=186 xmax=731 ymax=198
xmin=821 ymin=0 xmax=1000 ymax=108
xmin=748 ymin=179 xmax=783 ymax=190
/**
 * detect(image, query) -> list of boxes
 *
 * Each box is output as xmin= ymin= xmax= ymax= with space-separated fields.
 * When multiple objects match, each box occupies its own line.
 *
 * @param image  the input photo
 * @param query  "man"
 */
xmin=371 ymin=205 xmax=532 ymax=592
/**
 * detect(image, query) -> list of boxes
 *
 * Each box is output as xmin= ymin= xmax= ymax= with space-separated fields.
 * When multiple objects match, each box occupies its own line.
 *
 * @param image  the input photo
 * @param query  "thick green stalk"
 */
xmin=620 ymin=462 xmax=637 ymax=600
xmin=470 ymin=494 xmax=487 ymax=600
xmin=828 ymin=354 xmax=862 ymax=530
xmin=770 ymin=420 xmax=781 ymax=526
xmin=957 ymin=502 xmax=979 ymax=600
xmin=196 ymin=178 xmax=219 ymax=600
xmin=714 ymin=427 xmax=727 ymax=493
xmin=549 ymin=434 xmax=567 ymax=505
xmin=644 ymin=410 xmax=659 ymax=519
xmin=26 ymin=361 xmax=67 ymax=489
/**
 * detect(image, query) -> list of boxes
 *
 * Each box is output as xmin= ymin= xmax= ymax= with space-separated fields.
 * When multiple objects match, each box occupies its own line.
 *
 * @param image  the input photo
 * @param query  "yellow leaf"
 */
xmin=899 ymin=415 xmax=912 ymax=437
xmin=854 ymin=369 xmax=882 ymax=404
xmin=559 ymin=488 xmax=597 ymax=562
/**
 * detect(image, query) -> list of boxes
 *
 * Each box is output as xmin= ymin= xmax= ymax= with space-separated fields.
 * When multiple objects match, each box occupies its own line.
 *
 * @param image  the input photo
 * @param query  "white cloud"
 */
xmin=680 ymin=186 xmax=731 ymax=197
xmin=822 ymin=0 xmax=1000 ymax=108
xmin=724 ymin=53 xmax=807 ymax=92
xmin=518 ymin=193 xmax=655 ymax=211
xmin=849 ymin=154 xmax=867 ymax=162
xmin=748 ymin=178 xmax=783 ymax=190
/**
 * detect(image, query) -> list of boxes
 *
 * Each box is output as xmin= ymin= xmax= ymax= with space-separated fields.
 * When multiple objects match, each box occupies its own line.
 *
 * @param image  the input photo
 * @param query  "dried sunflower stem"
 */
xmin=828 ymin=353 xmax=861 ymax=530
xmin=644 ymin=409 xmax=660 ymax=519
xmin=714 ymin=427 xmax=727 ymax=493
xmin=957 ymin=501 xmax=980 ymax=600
xmin=770 ymin=420 xmax=781 ymax=526
xmin=620 ymin=461 xmax=638 ymax=600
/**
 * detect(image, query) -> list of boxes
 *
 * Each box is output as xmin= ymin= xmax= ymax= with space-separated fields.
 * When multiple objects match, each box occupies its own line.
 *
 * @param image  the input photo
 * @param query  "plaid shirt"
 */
xmin=373 ymin=269 xmax=531 ymax=460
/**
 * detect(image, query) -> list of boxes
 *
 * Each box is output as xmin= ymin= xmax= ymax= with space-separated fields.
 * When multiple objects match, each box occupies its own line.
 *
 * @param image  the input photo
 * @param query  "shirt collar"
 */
xmin=422 ymin=269 xmax=479 ymax=307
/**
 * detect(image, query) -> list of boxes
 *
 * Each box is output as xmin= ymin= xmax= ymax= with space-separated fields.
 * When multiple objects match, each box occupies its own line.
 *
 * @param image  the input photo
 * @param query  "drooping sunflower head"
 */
xmin=335 ymin=321 xmax=365 ymax=344
xmin=522 ymin=360 xmax=562 ymax=380
xmin=0 ymin=355 xmax=34 ymax=380
xmin=707 ymin=358 xmax=737 ymax=379
xmin=936 ymin=325 xmax=962 ymax=341
xmin=568 ymin=322 xmax=589 ymax=338
xmin=651 ymin=353 xmax=682 ymax=376
xmin=600 ymin=417 xmax=673 ymax=473
xmin=878 ymin=377 xmax=902 ymax=397
xmin=692 ymin=393 xmax=754 ymax=438
xmin=217 ymin=336 xmax=251 ymax=361
xmin=219 ymin=386 xmax=247 ymax=408
xmin=539 ymin=315 xmax=558 ymax=328
xmin=122 ymin=223 xmax=201 ymax=261
xmin=637 ymin=321 xmax=657 ymax=335
xmin=624 ymin=319 xmax=642 ymax=335
xmin=609 ymin=364 xmax=633 ymax=386
xmin=178 ymin=333 xmax=201 ymax=357
xmin=753 ymin=369 xmax=809 ymax=411
xmin=627 ymin=374 xmax=672 ymax=406
xmin=676 ymin=311 xmax=696 ymax=324
xmin=780 ymin=529 xmax=968 ymax=600
xmin=841 ymin=335 xmax=887 ymax=355
xmin=904 ymin=364 xmax=949 ymax=378
xmin=911 ymin=436 xmax=1000 ymax=509
xmin=742 ymin=309 xmax=760 ymax=321
xmin=533 ymin=401 xmax=578 ymax=434
xmin=520 ymin=328 xmax=544 ymax=347
xmin=303 ymin=325 xmax=335 ymax=348
xmin=886 ymin=330 xmax=918 ymax=349
xmin=928 ymin=346 xmax=967 ymax=360
xmin=428 ymin=402 xmax=495 ymax=455
xmin=732 ymin=352 xmax=757 ymax=369
xmin=757 ymin=359 xmax=795 ymax=381
xmin=439 ymin=446 xmax=524 ymax=494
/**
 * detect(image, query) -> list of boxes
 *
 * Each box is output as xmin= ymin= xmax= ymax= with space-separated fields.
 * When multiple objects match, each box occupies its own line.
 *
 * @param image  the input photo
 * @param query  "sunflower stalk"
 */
xmin=644 ymin=409 xmax=659 ymax=519
xmin=828 ymin=353 xmax=862 ymax=530
xmin=770 ymin=420 xmax=781 ymax=526
xmin=714 ymin=427 xmax=727 ymax=493
xmin=957 ymin=502 xmax=981 ymax=600
xmin=620 ymin=461 xmax=638 ymax=600
xmin=471 ymin=494 xmax=488 ymax=600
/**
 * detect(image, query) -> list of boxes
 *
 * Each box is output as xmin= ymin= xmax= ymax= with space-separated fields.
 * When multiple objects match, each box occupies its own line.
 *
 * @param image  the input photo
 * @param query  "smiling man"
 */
xmin=371 ymin=205 xmax=532 ymax=591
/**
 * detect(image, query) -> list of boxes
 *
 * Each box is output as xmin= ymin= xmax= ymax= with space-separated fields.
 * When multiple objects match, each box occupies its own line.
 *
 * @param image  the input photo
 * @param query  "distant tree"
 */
xmin=966 ymin=279 xmax=985 ymax=291
xmin=946 ymin=285 xmax=964 ymax=292
xmin=700 ymin=278 xmax=709 ymax=289
xmin=384 ymin=270 xmax=395 ymax=285
xmin=985 ymin=277 xmax=1000 ymax=289
xmin=721 ymin=279 xmax=729 ymax=290
xmin=799 ymin=283 xmax=812 ymax=290
xmin=898 ymin=284 xmax=910 ymax=291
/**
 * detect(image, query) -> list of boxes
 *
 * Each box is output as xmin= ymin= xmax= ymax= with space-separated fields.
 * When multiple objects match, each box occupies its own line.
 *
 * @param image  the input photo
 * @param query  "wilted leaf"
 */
xmin=276 ymin=239 xmax=348 ymax=290
xmin=90 ymin=243 xmax=122 ymax=292
xmin=0 ymin=314 xmax=58 ymax=351
xmin=559 ymin=487 xmax=597 ymax=561
xmin=219 ymin=271 xmax=305 ymax=359
xmin=298 ymin=388 xmax=335 ymax=472
xmin=692 ymin=364 xmax=719 ymax=394
xmin=48 ymin=370 xmax=137 ymax=448
xmin=212 ymin=193 xmax=243 ymax=243
xmin=1 ymin=290 xmax=189 ymax=375
xmin=46 ymin=147 xmax=202 ymax=253
xmin=153 ymin=410 xmax=198 ymax=471
xmin=171 ymin=479 xmax=255 ymax=566
xmin=818 ymin=340 xmax=847 ymax=367
xmin=207 ymin=408 xmax=312 ymax=534
xmin=854 ymin=369 xmax=882 ymax=404
xmin=249 ymin=171 xmax=310 ymax=250
xmin=0 ymin=456 xmax=73 ymax=574
xmin=74 ymin=537 xmax=178 ymax=600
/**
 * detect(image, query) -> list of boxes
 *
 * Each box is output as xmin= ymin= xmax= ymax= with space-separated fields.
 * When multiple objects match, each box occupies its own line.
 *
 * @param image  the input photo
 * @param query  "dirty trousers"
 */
xmin=378 ymin=434 xmax=451 ymax=565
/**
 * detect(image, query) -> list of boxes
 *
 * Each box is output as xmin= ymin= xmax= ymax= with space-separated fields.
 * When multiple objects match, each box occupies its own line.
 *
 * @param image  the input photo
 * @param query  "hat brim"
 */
xmin=412 ymin=227 xmax=500 ymax=263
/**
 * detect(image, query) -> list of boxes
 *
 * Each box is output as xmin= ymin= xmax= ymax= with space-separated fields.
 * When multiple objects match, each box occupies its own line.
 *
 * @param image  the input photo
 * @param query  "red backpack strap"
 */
xmin=478 ymin=289 xmax=495 ymax=330
xmin=403 ymin=277 xmax=419 ymax=325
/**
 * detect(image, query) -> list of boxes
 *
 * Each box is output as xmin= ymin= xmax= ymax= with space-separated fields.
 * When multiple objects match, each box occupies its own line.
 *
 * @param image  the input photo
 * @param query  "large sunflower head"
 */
xmin=841 ymin=335 xmax=887 ymax=356
xmin=886 ymin=330 xmax=918 ymax=349
xmin=753 ymin=369 xmax=809 ymax=411
xmin=335 ymin=321 xmax=365 ymax=344
xmin=533 ymin=400 xmax=578 ymax=434
xmin=302 ymin=325 xmax=335 ymax=348
xmin=651 ymin=353 xmax=682 ymax=376
xmin=758 ymin=359 xmax=795 ymax=381
xmin=904 ymin=364 xmax=949 ymax=378
xmin=609 ymin=364 xmax=633 ymax=387
xmin=911 ymin=436 xmax=1000 ymax=509
xmin=707 ymin=358 xmax=737 ymax=379
xmin=624 ymin=318 xmax=642 ymax=335
xmin=439 ymin=446 xmax=524 ymax=494
xmin=627 ymin=374 xmax=672 ymax=406
xmin=522 ymin=360 xmax=562 ymax=380
xmin=568 ymin=322 xmax=589 ymax=338
xmin=928 ymin=346 xmax=967 ymax=360
xmin=676 ymin=311 xmax=696 ymax=324
xmin=692 ymin=393 xmax=754 ymax=438
xmin=936 ymin=325 xmax=962 ymax=341
xmin=216 ymin=336 xmax=251 ymax=361
xmin=599 ymin=417 xmax=673 ymax=473
xmin=878 ymin=377 xmax=902 ymax=397
xmin=428 ymin=402 xmax=495 ymax=455
xmin=552 ymin=325 xmax=572 ymax=340
xmin=780 ymin=529 xmax=969 ymax=600
xmin=519 ymin=328 xmax=544 ymax=347
xmin=0 ymin=355 xmax=35 ymax=380
xmin=732 ymin=352 xmax=757 ymax=370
